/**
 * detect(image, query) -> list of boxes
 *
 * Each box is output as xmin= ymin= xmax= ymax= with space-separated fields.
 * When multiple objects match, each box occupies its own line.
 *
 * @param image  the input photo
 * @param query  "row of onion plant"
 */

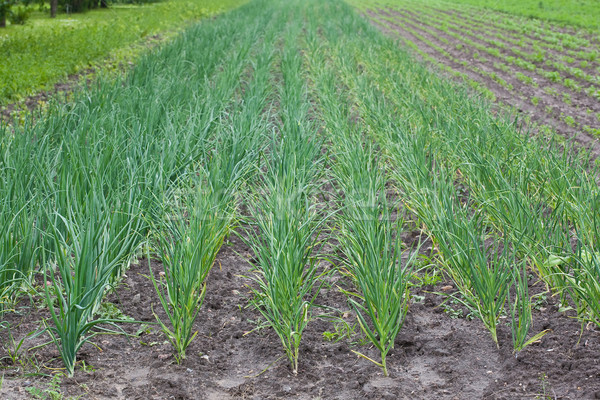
xmin=304 ymin=34 xmax=417 ymax=376
xmin=241 ymin=21 xmax=328 ymax=375
xmin=149 ymin=10 xmax=280 ymax=361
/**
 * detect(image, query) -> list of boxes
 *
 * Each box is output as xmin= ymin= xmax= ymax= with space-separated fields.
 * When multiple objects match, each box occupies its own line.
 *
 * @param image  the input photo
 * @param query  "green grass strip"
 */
xmin=0 ymin=0 xmax=245 ymax=104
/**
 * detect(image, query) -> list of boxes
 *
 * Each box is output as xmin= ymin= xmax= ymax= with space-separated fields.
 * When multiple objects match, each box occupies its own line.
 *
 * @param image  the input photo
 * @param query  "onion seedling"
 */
xmin=312 ymin=59 xmax=417 ymax=375
xmin=566 ymin=245 xmax=600 ymax=328
xmin=243 ymin=175 xmax=326 ymax=375
xmin=338 ymin=197 xmax=416 ymax=377
xmin=150 ymin=178 xmax=234 ymax=362
xmin=44 ymin=193 xmax=142 ymax=377
xmin=432 ymin=204 xmax=512 ymax=347
xmin=0 ymin=201 xmax=39 ymax=313
xmin=510 ymin=262 xmax=549 ymax=356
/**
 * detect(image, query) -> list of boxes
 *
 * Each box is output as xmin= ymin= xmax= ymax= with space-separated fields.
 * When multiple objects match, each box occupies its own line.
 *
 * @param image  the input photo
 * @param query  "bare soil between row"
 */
xmin=1 ymin=230 xmax=599 ymax=399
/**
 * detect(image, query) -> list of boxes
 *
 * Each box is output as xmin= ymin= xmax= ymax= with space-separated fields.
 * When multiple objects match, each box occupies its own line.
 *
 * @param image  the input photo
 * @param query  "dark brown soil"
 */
xmin=1 ymin=230 xmax=599 ymax=399
xmin=366 ymin=7 xmax=600 ymax=159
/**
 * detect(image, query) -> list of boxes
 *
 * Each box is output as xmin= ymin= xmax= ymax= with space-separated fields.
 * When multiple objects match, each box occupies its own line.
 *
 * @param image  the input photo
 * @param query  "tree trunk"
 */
xmin=50 ymin=0 xmax=57 ymax=18
xmin=100 ymin=0 xmax=108 ymax=8
xmin=0 ymin=13 xmax=6 ymax=28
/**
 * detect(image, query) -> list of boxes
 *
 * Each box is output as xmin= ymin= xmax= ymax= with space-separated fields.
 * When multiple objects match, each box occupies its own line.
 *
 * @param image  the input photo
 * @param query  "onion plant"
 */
xmin=242 ymin=23 xmax=326 ymax=374
xmin=347 ymin=78 xmax=513 ymax=346
xmin=150 ymin=179 xmax=233 ymax=362
xmin=0 ymin=130 xmax=43 ymax=312
xmin=337 ymin=194 xmax=416 ymax=376
xmin=420 ymin=183 xmax=513 ymax=346
xmin=468 ymin=171 xmax=571 ymax=293
xmin=308 ymin=46 xmax=417 ymax=376
xmin=347 ymin=23 xmax=600 ymax=329
xmin=565 ymin=244 xmax=600 ymax=328
xmin=0 ymin=202 xmax=39 ymax=313
xmin=243 ymin=147 xmax=325 ymax=373
xmin=43 ymin=191 xmax=142 ymax=377
xmin=332 ymin=135 xmax=416 ymax=376
xmin=510 ymin=262 xmax=549 ymax=357
xmin=243 ymin=174 xmax=326 ymax=375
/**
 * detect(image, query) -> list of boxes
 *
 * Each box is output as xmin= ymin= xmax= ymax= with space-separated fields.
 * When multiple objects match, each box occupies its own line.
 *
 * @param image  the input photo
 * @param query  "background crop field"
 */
xmin=447 ymin=0 xmax=600 ymax=29
xmin=352 ymin=0 xmax=600 ymax=147
xmin=0 ymin=0 xmax=599 ymax=399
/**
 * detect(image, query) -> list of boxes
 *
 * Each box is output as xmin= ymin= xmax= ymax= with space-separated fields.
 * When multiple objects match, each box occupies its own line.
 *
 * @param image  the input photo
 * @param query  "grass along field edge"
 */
xmin=0 ymin=0 xmax=246 ymax=117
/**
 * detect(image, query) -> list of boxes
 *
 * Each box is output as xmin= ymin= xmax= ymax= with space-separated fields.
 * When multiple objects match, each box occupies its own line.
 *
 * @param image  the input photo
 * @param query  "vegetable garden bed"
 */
xmin=1 ymin=0 xmax=599 ymax=399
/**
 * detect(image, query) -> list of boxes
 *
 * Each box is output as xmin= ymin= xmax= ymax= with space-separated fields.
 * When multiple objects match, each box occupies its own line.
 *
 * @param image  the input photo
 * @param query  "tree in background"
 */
xmin=59 ymin=0 xmax=108 ymax=13
xmin=0 ymin=0 xmax=16 ymax=27
xmin=0 ymin=0 xmax=113 ymax=23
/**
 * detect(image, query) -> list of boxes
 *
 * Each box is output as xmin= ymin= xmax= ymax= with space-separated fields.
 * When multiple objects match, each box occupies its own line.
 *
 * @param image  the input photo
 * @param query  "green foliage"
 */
xmin=43 ymin=192 xmax=143 ymax=376
xmin=242 ymin=22 xmax=326 ymax=375
xmin=2 ymin=0 xmax=600 ymax=380
xmin=316 ymin=0 xmax=600 ymax=345
xmin=306 ymin=25 xmax=419 ymax=376
xmin=141 ymin=13 xmax=261 ymax=357
xmin=356 ymin=0 xmax=600 ymax=29
xmin=146 ymin=0 xmax=272 ymax=362
xmin=59 ymin=0 xmax=103 ymax=13
xmin=24 ymin=373 xmax=78 ymax=400
xmin=0 ymin=0 xmax=244 ymax=104
xmin=338 ymin=203 xmax=416 ymax=375
xmin=96 ymin=302 xmax=134 ymax=322
xmin=7 ymin=5 xmax=32 ymax=25
xmin=510 ymin=264 xmax=549 ymax=356
xmin=150 ymin=178 xmax=234 ymax=362
xmin=322 ymin=320 xmax=354 ymax=343
xmin=0 ymin=0 xmax=268 ymax=374
xmin=244 ymin=181 xmax=325 ymax=374
xmin=563 ymin=115 xmax=576 ymax=126
xmin=0 ymin=0 xmax=17 ymax=21
xmin=449 ymin=0 xmax=600 ymax=29
xmin=0 ymin=201 xmax=39 ymax=313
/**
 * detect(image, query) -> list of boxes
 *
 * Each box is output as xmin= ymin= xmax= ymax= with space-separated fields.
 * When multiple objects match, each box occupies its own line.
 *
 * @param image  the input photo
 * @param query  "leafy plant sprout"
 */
xmin=43 ymin=194 xmax=142 ymax=376
xmin=510 ymin=263 xmax=549 ymax=357
xmin=338 ymin=202 xmax=418 ymax=376
xmin=149 ymin=181 xmax=233 ymax=362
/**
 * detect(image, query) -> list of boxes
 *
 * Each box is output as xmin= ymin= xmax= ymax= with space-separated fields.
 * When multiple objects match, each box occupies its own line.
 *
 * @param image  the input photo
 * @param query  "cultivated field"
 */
xmin=353 ymin=0 xmax=600 ymax=150
xmin=0 ymin=0 xmax=599 ymax=399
